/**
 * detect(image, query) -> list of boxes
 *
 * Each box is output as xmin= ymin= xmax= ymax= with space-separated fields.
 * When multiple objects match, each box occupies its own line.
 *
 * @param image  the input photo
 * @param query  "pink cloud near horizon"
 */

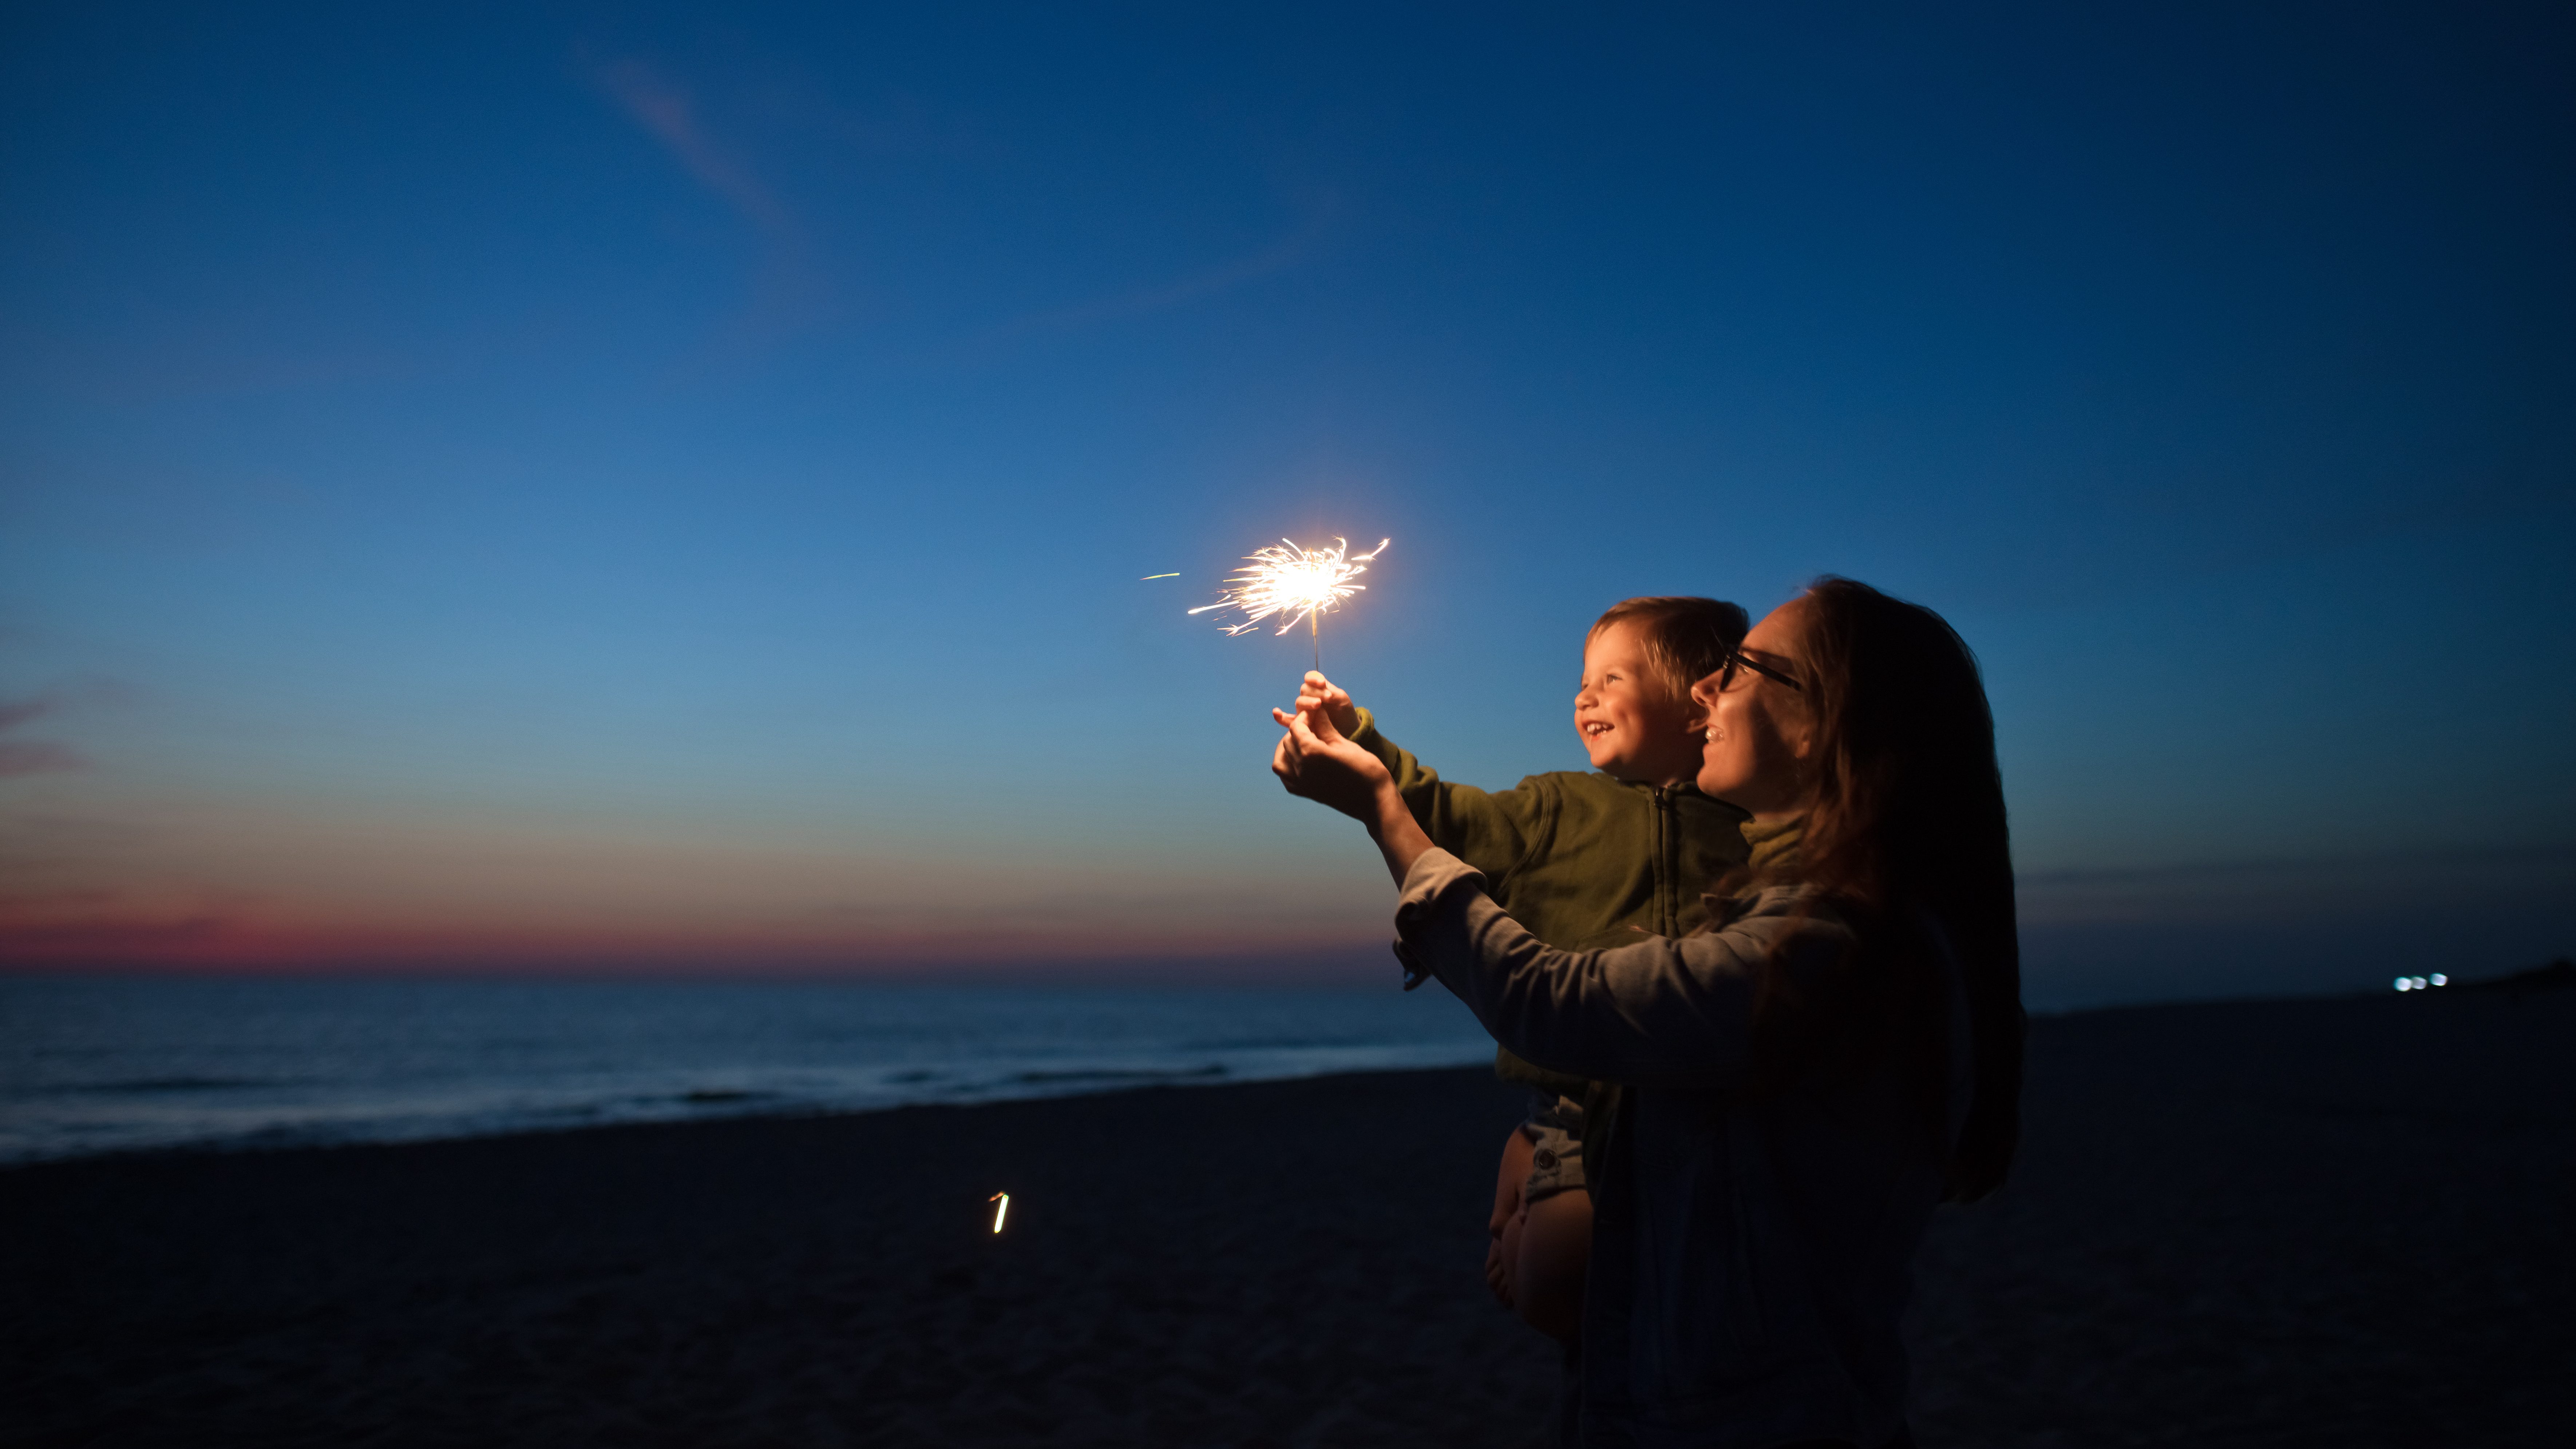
xmin=0 ymin=696 xmax=85 ymax=777
xmin=0 ymin=789 xmax=1393 ymax=978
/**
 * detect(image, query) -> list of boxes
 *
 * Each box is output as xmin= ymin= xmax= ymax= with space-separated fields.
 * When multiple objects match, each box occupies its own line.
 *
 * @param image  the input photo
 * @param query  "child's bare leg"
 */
xmin=1485 ymin=1127 xmax=1534 ymax=1307
xmin=1512 ymin=1186 xmax=1592 ymax=1343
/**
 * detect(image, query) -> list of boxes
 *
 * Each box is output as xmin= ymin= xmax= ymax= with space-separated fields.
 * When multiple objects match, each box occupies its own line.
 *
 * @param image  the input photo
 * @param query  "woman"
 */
xmin=1272 ymin=578 xmax=2023 ymax=1448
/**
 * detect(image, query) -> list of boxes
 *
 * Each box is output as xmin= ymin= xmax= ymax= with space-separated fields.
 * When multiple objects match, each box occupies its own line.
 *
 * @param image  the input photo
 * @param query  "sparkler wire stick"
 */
xmin=1188 ymin=537 xmax=1389 ymax=671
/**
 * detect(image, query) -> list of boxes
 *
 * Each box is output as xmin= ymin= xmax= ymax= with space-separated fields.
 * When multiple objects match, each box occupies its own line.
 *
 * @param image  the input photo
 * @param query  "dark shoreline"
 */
xmin=6 ymin=994 xmax=2571 ymax=1446
xmin=0 ymin=983 xmax=2530 ymax=1177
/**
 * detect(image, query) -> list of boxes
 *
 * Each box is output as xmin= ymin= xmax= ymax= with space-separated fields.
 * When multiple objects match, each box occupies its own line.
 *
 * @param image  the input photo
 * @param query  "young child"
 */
xmin=1289 ymin=596 xmax=1752 ymax=1343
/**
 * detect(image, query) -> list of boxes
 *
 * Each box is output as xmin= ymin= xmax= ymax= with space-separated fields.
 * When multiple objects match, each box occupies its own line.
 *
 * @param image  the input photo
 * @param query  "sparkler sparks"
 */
xmin=990 ymin=1192 xmax=1010 ymax=1233
xmin=1189 ymin=537 xmax=1390 ymax=668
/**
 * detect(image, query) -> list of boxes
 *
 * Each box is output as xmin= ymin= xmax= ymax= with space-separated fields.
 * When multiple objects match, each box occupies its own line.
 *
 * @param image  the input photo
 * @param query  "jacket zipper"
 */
xmin=1651 ymin=785 xmax=1677 ymax=937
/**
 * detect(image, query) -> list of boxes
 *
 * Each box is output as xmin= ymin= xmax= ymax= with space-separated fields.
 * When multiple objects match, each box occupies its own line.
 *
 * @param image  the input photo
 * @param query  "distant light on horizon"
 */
xmin=2393 ymin=974 xmax=2448 ymax=993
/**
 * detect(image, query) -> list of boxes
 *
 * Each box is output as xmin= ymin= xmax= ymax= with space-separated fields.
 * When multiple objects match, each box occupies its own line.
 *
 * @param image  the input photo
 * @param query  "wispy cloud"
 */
xmin=961 ymin=201 xmax=1339 ymax=353
xmin=0 ymin=743 xmax=81 ymax=777
xmin=596 ymin=59 xmax=796 ymax=237
xmin=2015 ymin=843 xmax=2576 ymax=926
xmin=0 ymin=896 xmax=262 ymax=964
xmin=0 ymin=696 xmax=83 ymax=777
xmin=591 ymin=58 xmax=831 ymax=344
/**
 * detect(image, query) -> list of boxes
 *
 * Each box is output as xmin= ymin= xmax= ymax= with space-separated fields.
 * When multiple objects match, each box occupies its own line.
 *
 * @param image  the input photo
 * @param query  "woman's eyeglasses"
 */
xmin=1707 ymin=644 xmax=1802 ymax=694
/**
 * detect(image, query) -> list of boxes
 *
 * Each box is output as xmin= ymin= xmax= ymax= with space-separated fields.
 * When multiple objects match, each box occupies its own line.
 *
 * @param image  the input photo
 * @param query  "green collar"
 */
xmin=1741 ymin=815 xmax=1806 ymax=880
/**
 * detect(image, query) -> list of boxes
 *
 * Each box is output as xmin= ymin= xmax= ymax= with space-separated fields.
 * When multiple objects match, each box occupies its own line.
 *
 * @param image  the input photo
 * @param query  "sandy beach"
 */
xmin=5 ymin=989 xmax=2569 ymax=1447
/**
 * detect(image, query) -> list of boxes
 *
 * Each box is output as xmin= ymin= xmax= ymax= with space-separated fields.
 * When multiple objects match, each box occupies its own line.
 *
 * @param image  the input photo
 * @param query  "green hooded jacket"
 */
xmin=1350 ymin=706 xmax=1752 ymax=1170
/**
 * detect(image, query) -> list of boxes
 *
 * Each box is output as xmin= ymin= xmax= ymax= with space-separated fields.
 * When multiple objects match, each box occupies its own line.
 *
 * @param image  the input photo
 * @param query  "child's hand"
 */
xmin=1297 ymin=671 xmax=1362 ymax=739
xmin=1270 ymin=702 xmax=1396 ymax=823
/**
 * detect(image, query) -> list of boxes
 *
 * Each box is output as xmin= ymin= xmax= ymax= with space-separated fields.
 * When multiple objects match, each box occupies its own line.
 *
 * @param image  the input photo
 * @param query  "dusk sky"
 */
xmin=4 ymin=2 xmax=2570 ymax=1006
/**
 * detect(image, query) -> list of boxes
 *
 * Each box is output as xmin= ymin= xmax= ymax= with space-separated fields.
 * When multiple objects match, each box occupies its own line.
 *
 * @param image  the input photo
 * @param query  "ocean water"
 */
xmin=0 ymin=975 xmax=1497 ymax=1165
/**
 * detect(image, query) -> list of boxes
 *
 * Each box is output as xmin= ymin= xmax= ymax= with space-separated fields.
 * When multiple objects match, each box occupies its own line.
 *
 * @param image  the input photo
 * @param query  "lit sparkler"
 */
xmin=989 ymin=1192 xmax=1010 ymax=1233
xmin=1189 ymin=536 xmax=1390 ymax=669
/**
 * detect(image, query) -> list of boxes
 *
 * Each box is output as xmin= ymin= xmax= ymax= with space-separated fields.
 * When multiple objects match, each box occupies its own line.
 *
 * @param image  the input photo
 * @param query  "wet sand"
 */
xmin=4 ymin=991 xmax=2569 ymax=1446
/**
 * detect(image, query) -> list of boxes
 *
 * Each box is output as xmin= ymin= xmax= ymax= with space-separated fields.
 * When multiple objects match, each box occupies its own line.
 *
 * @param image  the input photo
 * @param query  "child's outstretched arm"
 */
xmin=1294 ymin=671 xmax=1547 ymax=882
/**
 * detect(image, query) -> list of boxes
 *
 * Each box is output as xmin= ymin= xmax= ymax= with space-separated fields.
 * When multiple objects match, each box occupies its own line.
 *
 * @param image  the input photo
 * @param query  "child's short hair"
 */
xmin=1589 ymin=596 xmax=1752 ymax=699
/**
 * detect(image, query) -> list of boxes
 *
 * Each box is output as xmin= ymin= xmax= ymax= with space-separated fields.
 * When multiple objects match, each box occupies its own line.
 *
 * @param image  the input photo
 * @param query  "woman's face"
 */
xmin=1690 ymin=598 xmax=1816 ymax=817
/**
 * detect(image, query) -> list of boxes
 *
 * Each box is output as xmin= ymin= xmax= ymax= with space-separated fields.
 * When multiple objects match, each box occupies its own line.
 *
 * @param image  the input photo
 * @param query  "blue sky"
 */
xmin=3 ymin=2 xmax=2570 ymax=1005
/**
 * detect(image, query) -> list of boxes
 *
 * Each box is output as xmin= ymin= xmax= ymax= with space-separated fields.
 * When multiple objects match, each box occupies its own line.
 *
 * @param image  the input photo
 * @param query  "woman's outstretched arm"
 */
xmin=1395 ymin=851 xmax=1847 ymax=1088
xmin=1271 ymin=697 xmax=1831 ymax=1086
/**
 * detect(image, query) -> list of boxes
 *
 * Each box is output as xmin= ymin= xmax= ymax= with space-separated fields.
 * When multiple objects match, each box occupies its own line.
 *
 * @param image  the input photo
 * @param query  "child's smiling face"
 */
xmin=1575 ymin=621 xmax=1704 ymax=786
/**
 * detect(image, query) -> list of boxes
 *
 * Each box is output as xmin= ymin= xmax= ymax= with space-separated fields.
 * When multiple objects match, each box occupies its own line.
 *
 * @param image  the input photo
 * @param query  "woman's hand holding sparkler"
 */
xmin=1295 ymin=671 xmax=1362 ymax=737
xmin=1271 ymin=699 xmax=1435 ymax=884
xmin=1269 ymin=700 xmax=1389 ymax=819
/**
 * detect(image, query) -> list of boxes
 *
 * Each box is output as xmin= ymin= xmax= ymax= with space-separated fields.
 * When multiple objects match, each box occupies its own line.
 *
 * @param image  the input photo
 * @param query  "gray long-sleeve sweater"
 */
xmin=1394 ymin=847 xmax=1967 ymax=1449
xmin=1352 ymin=707 xmax=1750 ymax=1188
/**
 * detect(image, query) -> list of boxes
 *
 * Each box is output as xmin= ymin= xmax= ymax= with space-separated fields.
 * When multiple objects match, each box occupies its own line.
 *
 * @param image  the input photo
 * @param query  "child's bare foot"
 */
xmin=1513 ymin=1187 xmax=1593 ymax=1344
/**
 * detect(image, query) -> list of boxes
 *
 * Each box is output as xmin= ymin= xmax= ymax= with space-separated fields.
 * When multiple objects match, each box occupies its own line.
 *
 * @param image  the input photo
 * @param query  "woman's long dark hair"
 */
xmin=1781 ymin=577 xmax=2023 ymax=1202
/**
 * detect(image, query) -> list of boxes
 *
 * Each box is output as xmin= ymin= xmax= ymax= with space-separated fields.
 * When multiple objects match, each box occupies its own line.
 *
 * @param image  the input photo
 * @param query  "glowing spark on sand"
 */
xmin=990 ymin=1192 xmax=1010 ymax=1233
xmin=1190 ymin=537 xmax=1390 ymax=668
